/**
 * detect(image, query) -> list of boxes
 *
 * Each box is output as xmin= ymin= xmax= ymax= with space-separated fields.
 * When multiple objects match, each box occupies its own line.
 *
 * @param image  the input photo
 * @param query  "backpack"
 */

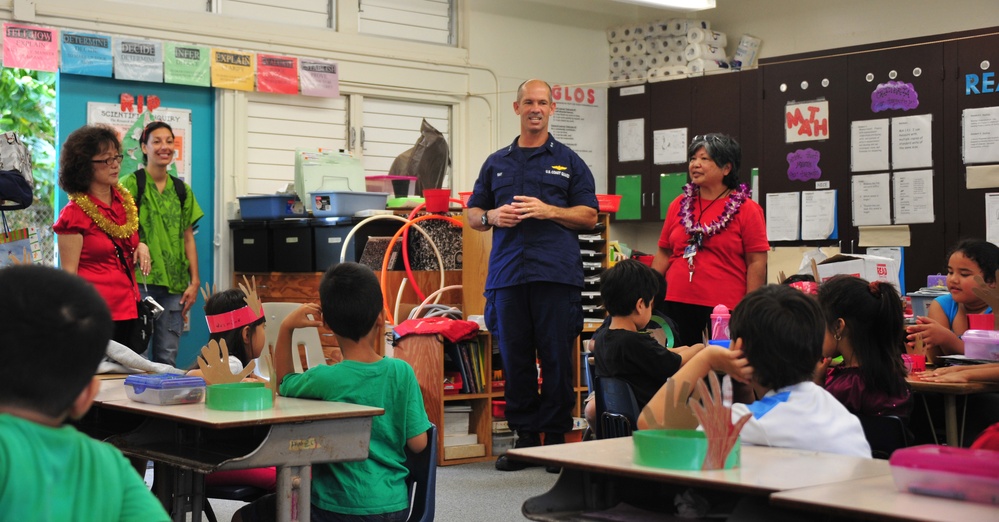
xmin=134 ymin=168 xmax=187 ymax=211
xmin=0 ymin=132 xmax=34 ymax=210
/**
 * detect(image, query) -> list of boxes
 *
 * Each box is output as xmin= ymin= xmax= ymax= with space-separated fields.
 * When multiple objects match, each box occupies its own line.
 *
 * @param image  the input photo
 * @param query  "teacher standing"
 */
xmin=652 ymin=133 xmax=768 ymax=348
xmin=467 ymin=79 xmax=598 ymax=471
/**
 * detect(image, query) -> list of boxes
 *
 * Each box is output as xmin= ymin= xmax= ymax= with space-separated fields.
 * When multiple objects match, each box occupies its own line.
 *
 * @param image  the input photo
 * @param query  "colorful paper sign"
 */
xmin=785 ymin=100 xmax=830 ymax=143
xmin=3 ymin=23 xmax=59 ymax=72
xmin=113 ymin=37 xmax=163 ymax=82
xmin=300 ymin=58 xmax=339 ymax=97
xmin=164 ymin=43 xmax=211 ymax=87
xmin=871 ymin=81 xmax=919 ymax=112
xmin=211 ymin=48 xmax=255 ymax=91
xmin=256 ymin=53 xmax=299 ymax=94
xmin=60 ymin=31 xmax=112 ymax=77
xmin=787 ymin=148 xmax=822 ymax=182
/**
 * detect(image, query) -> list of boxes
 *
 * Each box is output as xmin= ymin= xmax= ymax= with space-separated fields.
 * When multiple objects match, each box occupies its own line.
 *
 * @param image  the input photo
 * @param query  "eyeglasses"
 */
xmin=91 ymin=154 xmax=124 ymax=166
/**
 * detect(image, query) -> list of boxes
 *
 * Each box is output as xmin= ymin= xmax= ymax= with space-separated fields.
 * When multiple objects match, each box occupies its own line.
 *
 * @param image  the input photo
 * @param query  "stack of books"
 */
xmin=443 ymin=403 xmax=484 ymax=460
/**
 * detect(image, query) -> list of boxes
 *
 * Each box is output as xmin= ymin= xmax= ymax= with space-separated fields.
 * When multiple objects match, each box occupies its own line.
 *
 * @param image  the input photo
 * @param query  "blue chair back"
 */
xmin=858 ymin=415 xmax=909 ymax=459
xmin=405 ymin=424 xmax=437 ymax=522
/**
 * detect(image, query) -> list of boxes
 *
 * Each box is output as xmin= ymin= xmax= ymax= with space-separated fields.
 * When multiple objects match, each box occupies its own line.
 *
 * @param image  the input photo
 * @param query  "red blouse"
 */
xmin=53 ymin=189 xmax=139 ymax=321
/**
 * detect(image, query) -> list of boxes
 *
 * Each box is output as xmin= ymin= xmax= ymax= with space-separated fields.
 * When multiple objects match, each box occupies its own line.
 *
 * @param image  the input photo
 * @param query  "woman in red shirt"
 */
xmin=651 ymin=133 xmax=769 ymax=348
xmin=54 ymin=124 xmax=151 ymax=353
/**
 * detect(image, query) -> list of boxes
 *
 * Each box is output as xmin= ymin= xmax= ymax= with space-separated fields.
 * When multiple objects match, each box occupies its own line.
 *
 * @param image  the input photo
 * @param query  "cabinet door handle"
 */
xmin=642 ymin=192 xmax=646 ymax=207
xmin=652 ymin=192 xmax=656 ymax=207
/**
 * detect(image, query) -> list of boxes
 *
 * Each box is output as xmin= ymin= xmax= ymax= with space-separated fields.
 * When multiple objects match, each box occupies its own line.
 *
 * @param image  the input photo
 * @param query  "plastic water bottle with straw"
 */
xmin=710 ymin=304 xmax=730 ymax=341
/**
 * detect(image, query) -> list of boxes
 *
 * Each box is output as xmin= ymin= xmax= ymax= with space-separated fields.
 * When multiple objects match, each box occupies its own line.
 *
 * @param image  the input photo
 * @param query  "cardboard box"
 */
xmin=816 ymin=254 xmax=900 ymax=291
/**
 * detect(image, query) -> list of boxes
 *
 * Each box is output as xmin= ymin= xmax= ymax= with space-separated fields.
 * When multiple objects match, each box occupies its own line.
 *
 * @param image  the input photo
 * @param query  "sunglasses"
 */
xmin=691 ymin=134 xmax=723 ymax=146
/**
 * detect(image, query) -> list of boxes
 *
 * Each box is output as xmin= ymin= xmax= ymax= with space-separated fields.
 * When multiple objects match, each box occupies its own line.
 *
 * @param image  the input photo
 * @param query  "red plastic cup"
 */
xmin=902 ymin=354 xmax=926 ymax=374
xmin=968 ymin=313 xmax=995 ymax=331
xmin=423 ymin=189 xmax=451 ymax=212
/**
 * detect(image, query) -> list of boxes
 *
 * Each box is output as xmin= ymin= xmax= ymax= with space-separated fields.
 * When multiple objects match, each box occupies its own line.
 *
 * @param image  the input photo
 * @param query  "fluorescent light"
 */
xmin=611 ymin=0 xmax=716 ymax=12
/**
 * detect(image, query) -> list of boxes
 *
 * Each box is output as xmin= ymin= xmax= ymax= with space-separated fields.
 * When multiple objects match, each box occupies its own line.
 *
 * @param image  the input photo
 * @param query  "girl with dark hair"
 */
xmin=817 ymin=275 xmax=912 ymax=419
xmin=907 ymin=239 xmax=999 ymax=355
xmin=53 ymin=124 xmax=152 ymax=353
xmin=651 ymin=133 xmax=769 ymax=347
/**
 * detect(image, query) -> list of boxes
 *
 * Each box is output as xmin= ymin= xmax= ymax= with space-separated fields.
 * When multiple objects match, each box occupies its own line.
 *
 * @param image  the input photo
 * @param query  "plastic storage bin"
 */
xmin=269 ymin=219 xmax=314 ymax=272
xmin=890 ymin=445 xmax=999 ymax=505
xmin=124 ymin=374 xmax=206 ymax=405
xmin=312 ymin=191 xmax=389 ymax=217
xmin=962 ymin=329 xmax=999 ymax=361
xmin=229 ymin=220 xmax=271 ymax=272
xmin=313 ymin=217 xmax=355 ymax=271
xmin=366 ymin=175 xmax=417 ymax=197
xmin=238 ymin=195 xmax=304 ymax=220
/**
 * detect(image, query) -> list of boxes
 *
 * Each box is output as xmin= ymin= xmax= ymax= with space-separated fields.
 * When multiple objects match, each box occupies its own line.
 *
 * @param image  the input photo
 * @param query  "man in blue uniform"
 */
xmin=467 ymin=79 xmax=598 ymax=471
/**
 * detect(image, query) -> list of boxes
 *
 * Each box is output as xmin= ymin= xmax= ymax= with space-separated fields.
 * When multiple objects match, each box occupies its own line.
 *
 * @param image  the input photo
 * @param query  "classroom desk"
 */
xmin=770 ymin=474 xmax=999 ymax=521
xmin=907 ymin=378 xmax=999 ymax=446
xmin=91 ymin=379 xmax=383 ymax=522
xmin=507 ymin=437 xmax=890 ymax=521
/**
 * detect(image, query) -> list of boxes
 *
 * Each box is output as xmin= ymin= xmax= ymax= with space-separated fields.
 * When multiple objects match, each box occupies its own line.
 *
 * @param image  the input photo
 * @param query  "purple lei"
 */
xmin=679 ymin=183 xmax=751 ymax=239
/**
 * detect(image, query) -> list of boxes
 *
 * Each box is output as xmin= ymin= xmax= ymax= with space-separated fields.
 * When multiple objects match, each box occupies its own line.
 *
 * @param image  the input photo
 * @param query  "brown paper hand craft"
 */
xmin=197 ymin=339 xmax=256 ymax=384
xmin=972 ymin=270 xmax=999 ymax=330
xmin=689 ymin=372 xmax=750 ymax=470
xmin=640 ymin=378 xmax=699 ymax=431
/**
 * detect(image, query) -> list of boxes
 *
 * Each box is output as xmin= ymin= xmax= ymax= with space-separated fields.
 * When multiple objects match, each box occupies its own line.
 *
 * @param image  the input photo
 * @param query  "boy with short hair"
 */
xmin=639 ymin=284 xmax=872 ymax=458
xmin=249 ymin=262 xmax=430 ymax=521
xmin=584 ymin=259 xmax=702 ymax=428
xmin=0 ymin=265 xmax=169 ymax=521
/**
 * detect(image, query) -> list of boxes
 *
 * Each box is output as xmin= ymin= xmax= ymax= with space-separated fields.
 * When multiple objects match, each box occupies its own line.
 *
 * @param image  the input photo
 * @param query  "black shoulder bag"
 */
xmin=107 ymin=234 xmax=155 ymax=353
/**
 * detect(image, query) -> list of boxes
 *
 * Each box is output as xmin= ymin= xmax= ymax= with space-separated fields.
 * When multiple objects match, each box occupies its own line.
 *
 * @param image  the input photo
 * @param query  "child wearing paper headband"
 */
xmin=187 ymin=288 xmax=265 ymax=380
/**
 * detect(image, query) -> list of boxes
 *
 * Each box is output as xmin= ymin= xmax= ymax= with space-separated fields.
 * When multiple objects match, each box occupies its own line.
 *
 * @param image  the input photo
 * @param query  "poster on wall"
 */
xmin=550 ymin=84 xmax=607 ymax=193
xmin=963 ymin=106 xmax=999 ymax=164
xmin=785 ymin=100 xmax=829 ymax=144
xmin=86 ymin=103 xmax=193 ymax=184
xmin=2 ymin=23 xmax=59 ymax=72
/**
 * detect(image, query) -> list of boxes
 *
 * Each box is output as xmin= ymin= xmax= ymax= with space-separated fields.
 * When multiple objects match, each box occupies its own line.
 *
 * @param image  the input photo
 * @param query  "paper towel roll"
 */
xmin=732 ymin=34 xmax=762 ymax=69
xmin=684 ymin=43 xmax=726 ymax=62
xmin=647 ymin=66 xmax=668 ymax=83
xmin=645 ymin=37 xmax=666 ymax=54
xmin=687 ymin=58 xmax=730 ymax=75
xmin=646 ymin=54 xmax=661 ymax=68
xmin=668 ymin=36 xmax=688 ymax=52
xmin=609 ymin=42 xmax=625 ymax=56
xmin=610 ymin=58 xmax=625 ymax=74
xmin=607 ymin=26 xmax=625 ymax=43
xmin=630 ymin=38 xmax=647 ymax=55
xmin=687 ymin=19 xmax=711 ymax=31
xmin=652 ymin=20 xmax=670 ymax=36
xmin=633 ymin=55 xmax=648 ymax=69
xmin=687 ymin=28 xmax=728 ymax=48
xmin=669 ymin=51 xmax=687 ymax=65
xmin=668 ymin=20 xmax=685 ymax=36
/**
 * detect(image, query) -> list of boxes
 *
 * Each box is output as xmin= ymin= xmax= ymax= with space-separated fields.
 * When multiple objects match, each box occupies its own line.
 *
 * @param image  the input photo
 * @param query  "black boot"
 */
xmin=495 ymin=431 xmax=541 ymax=471
xmin=543 ymin=432 xmax=565 ymax=473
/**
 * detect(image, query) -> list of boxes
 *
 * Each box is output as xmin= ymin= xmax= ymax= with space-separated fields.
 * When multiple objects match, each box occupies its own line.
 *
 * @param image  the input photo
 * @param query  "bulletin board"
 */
xmin=757 ymin=29 xmax=999 ymax=292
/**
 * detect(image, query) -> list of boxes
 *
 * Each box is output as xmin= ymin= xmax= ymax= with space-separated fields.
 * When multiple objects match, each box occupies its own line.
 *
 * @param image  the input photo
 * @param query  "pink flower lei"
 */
xmin=679 ymin=182 xmax=751 ymax=241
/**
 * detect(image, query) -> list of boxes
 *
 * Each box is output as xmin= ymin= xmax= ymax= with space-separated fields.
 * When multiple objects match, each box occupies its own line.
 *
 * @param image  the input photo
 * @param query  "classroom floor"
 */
xmin=149 ymin=458 xmax=560 ymax=521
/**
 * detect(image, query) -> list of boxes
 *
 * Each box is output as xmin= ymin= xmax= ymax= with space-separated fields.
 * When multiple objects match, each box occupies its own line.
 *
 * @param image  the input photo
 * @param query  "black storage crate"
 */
xmin=269 ymin=219 xmax=314 ymax=272
xmin=313 ymin=217 xmax=355 ymax=272
xmin=229 ymin=220 xmax=271 ymax=272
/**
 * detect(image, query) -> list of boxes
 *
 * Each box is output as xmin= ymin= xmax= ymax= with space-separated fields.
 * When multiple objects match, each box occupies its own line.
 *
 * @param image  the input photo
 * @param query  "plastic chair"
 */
xmin=404 ymin=424 xmax=438 ymax=522
xmin=261 ymin=301 xmax=327 ymax=375
xmin=588 ymin=357 xmax=640 ymax=439
xmin=858 ymin=414 xmax=910 ymax=459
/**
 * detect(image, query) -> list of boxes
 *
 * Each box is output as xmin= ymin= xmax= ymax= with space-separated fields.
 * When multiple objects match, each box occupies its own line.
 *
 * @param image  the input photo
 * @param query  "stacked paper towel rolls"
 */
xmin=684 ymin=43 xmax=726 ymax=62
xmin=687 ymin=28 xmax=727 ymax=48
xmin=609 ymin=19 xmax=744 ymax=85
xmin=687 ymin=59 xmax=729 ymax=76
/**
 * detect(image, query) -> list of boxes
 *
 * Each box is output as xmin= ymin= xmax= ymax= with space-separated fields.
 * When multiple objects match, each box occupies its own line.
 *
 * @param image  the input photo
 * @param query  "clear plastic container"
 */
xmin=962 ymin=329 xmax=999 ymax=361
xmin=123 ymin=374 xmax=206 ymax=405
xmin=365 ymin=175 xmax=417 ymax=197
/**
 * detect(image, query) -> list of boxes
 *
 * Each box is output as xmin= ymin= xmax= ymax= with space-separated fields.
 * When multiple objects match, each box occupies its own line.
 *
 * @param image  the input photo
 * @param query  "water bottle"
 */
xmin=710 ymin=304 xmax=730 ymax=340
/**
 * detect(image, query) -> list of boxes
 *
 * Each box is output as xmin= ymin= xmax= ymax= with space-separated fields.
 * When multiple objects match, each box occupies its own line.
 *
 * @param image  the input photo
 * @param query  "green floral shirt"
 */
xmin=121 ymin=170 xmax=204 ymax=294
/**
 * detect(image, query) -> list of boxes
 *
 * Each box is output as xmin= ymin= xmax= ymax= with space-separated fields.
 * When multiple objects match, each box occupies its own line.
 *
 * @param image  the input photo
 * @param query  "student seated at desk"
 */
xmin=236 ymin=262 xmax=431 ymax=522
xmin=816 ymin=275 xmax=912 ymax=420
xmin=906 ymin=239 xmax=998 ymax=355
xmin=639 ymin=284 xmax=872 ymax=458
xmin=584 ymin=260 xmax=702 ymax=429
xmin=0 ymin=265 xmax=170 ymax=521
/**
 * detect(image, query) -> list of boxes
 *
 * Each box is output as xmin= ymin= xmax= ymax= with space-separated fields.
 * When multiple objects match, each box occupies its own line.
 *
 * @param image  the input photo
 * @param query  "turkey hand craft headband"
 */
xmin=203 ymin=275 xmax=265 ymax=333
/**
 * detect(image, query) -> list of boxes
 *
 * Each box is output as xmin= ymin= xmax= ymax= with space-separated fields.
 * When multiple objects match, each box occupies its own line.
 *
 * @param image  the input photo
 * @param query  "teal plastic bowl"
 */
xmin=205 ymin=382 xmax=273 ymax=411
xmin=633 ymin=429 xmax=740 ymax=470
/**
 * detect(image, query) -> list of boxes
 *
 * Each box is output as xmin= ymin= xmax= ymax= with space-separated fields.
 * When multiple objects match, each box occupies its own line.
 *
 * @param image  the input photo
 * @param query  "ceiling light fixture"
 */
xmin=611 ymin=0 xmax=716 ymax=12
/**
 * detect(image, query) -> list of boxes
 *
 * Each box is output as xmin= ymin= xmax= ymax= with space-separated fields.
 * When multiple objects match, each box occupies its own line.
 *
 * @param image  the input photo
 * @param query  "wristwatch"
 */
xmin=480 ymin=211 xmax=489 ymax=226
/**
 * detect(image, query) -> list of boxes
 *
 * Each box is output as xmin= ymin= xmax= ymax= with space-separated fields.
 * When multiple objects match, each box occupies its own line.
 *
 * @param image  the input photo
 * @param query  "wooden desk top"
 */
xmin=770 ymin=474 xmax=999 ymax=521
xmin=906 ymin=378 xmax=999 ymax=395
xmin=508 ymin=437 xmax=890 ymax=496
xmin=95 ymin=378 xmax=383 ymax=429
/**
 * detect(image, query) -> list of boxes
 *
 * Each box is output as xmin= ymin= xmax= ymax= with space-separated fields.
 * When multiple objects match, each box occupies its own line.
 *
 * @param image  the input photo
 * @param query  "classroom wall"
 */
xmin=3 ymin=0 xmax=998 ymax=268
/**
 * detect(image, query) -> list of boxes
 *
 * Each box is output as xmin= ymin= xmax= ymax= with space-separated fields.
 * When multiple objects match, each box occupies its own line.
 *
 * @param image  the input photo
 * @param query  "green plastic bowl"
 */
xmin=205 ymin=382 xmax=273 ymax=411
xmin=633 ymin=429 xmax=740 ymax=470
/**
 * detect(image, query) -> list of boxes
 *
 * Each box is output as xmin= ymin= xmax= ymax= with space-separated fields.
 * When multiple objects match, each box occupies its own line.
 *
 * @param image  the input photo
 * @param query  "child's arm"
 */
xmin=638 ymin=344 xmax=752 ymax=430
xmin=907 ymin=302 xmax=963 ymax=354
xmin=916 ymin=363 xmax=999 ymax=383
xmin=273 ymin=303 xmax=324 ymax=388
xmin=669 ymin=343 xmax=705 ymax=366
xmin=407 ymin=431 xmax=428 ymax=453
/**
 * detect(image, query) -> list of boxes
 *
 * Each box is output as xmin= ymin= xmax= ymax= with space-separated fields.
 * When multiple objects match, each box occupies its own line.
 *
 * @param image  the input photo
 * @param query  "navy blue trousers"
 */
xmin=485 ymin=282 xmax=583 ymax=435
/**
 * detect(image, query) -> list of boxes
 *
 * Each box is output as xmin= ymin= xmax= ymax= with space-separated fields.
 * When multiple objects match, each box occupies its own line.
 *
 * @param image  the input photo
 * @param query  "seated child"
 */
xmin=585 ymin=260 xmax=702 ymax=428
xmin=640 ymin=284 xmax=872 ymax=458
xmin=237 ymin=262 xmax=430 ymax=521
xmin=816 ymin=275 xmax=912 ymax=419
xmin=0 ymin=265 xmax=170 ymax=521
xmin=907 ymin=239 xmax=999 ymax=354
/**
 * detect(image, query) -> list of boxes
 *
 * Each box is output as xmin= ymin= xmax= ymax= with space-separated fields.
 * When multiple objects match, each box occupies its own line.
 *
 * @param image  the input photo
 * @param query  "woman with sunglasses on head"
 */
xmin=54 ymin=124 xmax=152 ymax=353
xmin=651 ymin=133 xmax=769 ymax=348
xmin=121 ymin=121 xmax=204 ymax=367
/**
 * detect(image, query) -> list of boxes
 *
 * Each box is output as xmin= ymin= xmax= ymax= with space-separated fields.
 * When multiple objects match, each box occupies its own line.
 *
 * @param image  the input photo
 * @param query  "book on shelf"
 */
xmin=443 ymin=443 xmax=486 ymax=460
xmin=443 ymin=433 xmax=479 ymax=447
xmin=443 ymin=403 xmax=472 ymax=435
